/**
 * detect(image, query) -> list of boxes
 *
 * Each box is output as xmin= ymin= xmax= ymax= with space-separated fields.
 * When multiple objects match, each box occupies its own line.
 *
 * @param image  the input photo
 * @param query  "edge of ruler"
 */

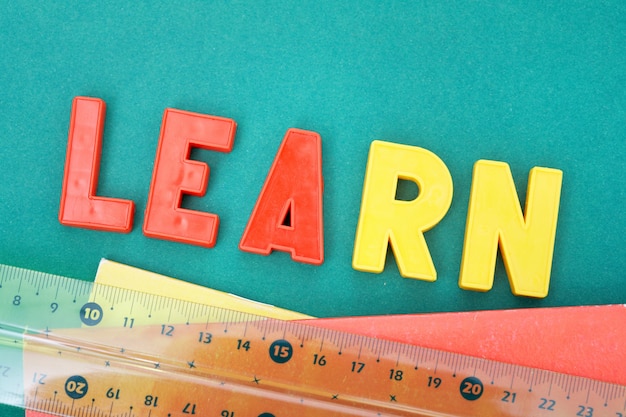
xmin=95 ymin=259 xmax=625 ymax=386
xmin=306 ymin=304 xmax=626 ymax=386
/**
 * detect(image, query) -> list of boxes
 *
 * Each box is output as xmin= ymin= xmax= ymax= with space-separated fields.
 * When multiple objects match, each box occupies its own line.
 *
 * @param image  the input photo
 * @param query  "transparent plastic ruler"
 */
xmin=0 ymin=264 xmax=624 ymax=417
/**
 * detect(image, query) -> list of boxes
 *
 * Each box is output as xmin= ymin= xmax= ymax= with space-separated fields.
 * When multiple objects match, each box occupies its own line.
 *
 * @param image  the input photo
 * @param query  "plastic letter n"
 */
xmin=352 ymin=141 xmax=453 ymax=280
xmin=239 ymin=129 xmax=324 ymax=265
xmin=459 ymin=160 xmax=563 ymax=298
xmin=143 ymin=109 xmax=236 ymax=247
xmin=59 ymin=97 xmax=135 ymax=232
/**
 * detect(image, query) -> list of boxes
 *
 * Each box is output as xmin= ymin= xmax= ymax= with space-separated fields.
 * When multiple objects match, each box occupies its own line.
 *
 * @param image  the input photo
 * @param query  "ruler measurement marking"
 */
xmin=405 ymin=344 xmax=413 ymax=368
xmin=69 ymin=277 xmax=79 ymax=303
xmin=336 ymin=333 xmax=344 ymax=355
xmin=300 ymin=326 xmax=310 ymax=346
xmin=216 ymin=307 xmax=224 ymax=329
xmin=454 ymin=352 xmax=463 ymax=377
xmin=548 ymin=375 xmax=554 ymax=397
xmin=54 ymin=280 xmax=61 ymax=300
xmin=109 ymin=287 xmax=119 ymax=311
xmin=376 ymin=338 xmax=385 ymax=363
xmin=447 ymin=352 xmax=464 ymax=378
xmin=535 ymin=370 xmax=552 ymax=392
xmin=351 ymin=334 xmax=360 ymax=354
xmin=618 ymin=386 xmax=626 ymax=407
xmin=568 ymin=376 xmax=576 ymax=400
xmin=490 ymin=361 xmax=502 ymax=384
xmin=493 ymin=359 xmax=504 ymax=383
xmin=498 ymin=362 xmax=508 ymax=383
xmin=2 ymin=265 xmax=15 ymax=285
xmin=417 ymin=347 xmax=427 ymax=370
xmin=532 ymin=368 xmax=541 ymax=393
xmin=204 ymin=307 xmax=211 ymax=330
xmin=184 ymin=299 xmax=194 ymax=324
xmin=38 ymin=271 xmax=47 ymax=294
xmin=339 ymin=334 xmax=349 ymax=355
xmin=411 ymin=345 xmax=419 ymax=370
xmin=34 ymin=271 xmax=41 ymax=295
xmin=186 ymin=301 xmax=195 ymax=323
xmin=601 ymin=384 xmax=610 ymax=407
xmin=567 ymin=381 xmax=573 ymax=400
xmin=479 ymin=361 xmax=493 ymax=385
xmin=436 ymin=351 xmax=446 ymax=375
xmin=147 ymin=293 xmax=155 ymax=318
xmin=58 ymin=398 xmax=67 ymax=417
xmin=127 ymin=296 xmax=135 ymax=317
xmin=603 ymin=381 xmax=614 ymax=406
xmin=136 ymin=291 xmax=146 ymax=317
xmin=109 ymin=286 xmax=121 ymax=307
xmin=523 ymin=368 xmax=532 ymax=392
xmin=448 ymin=351 xmax=458 ymax=376
xmin=608 ymin=382 xmax=620 ymax=406
xmin=33 ymin=272 xmax=42 ymax=295
xmin=173 ymin=297 xmax=182 ymax=322
xmin=194 ymin=304 xmax=206 ymax=322
xmin=559 ymin=371 xmax=568 ymax=394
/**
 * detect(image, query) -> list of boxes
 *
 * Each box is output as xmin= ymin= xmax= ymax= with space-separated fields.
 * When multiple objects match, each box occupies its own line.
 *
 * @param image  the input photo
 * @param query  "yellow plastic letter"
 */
xmin=459 ymin=160 xmax=563 ymax=298
xmin=352 ymin=140 xmax=453 ymax=280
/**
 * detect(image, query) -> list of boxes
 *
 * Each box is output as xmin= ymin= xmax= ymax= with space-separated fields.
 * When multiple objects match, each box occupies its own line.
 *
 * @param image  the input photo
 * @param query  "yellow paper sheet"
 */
xmin=94 ymin=259 xmax=313 ymax=320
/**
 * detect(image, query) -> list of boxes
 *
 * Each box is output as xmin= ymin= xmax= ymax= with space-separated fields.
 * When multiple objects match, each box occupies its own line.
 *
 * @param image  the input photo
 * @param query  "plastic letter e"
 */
xmin=352 ymin=141 xmax=453 ymax=280
xmin=143 ymin=109 xmax=236 ymax=247
xmin=59 ymin=97 xmax=135 ymax=233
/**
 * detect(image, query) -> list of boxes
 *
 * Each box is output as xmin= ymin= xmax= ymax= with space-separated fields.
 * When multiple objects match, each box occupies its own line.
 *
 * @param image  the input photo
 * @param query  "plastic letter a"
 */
xmin=239 ymin=129 xmax=324 ymax=265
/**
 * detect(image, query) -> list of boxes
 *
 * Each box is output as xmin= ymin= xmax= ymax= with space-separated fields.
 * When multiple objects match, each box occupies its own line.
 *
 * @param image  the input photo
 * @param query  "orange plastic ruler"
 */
xmin=0 ymin=264 xmax=625 ymax=417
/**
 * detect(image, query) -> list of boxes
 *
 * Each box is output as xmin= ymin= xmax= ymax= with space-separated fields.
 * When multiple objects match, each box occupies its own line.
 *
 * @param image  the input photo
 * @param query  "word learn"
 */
xmin=60 ymin=97 xmax=563 ymax=298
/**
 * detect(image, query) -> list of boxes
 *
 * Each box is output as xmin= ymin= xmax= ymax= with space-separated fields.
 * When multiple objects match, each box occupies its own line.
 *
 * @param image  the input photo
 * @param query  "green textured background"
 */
xmin=1 ymin=1 xmax=625 ymax=415
xmin=1 ymin=3 xmax=625 ymax=322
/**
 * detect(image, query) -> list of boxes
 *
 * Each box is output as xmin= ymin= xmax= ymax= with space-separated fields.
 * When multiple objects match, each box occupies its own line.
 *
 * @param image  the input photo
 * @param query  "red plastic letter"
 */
xmin=239 ymin=128 xmax=324 ymax=264
xmin=59 ymin=97 xmax=135 ymax=232
xmin=143 ymin=108 xmax=236 ymax=247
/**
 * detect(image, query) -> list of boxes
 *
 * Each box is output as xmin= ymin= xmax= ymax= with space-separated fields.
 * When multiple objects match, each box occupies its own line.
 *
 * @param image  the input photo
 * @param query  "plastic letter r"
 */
xmin=352 ymin=141 xmax=453 ymax=280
